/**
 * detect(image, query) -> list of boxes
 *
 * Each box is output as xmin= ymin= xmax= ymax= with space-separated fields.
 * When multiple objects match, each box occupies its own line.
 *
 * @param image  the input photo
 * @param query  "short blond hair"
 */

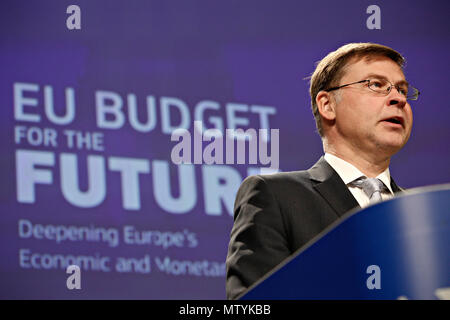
xmin=309 ymin=43 xmax=405 ymax=137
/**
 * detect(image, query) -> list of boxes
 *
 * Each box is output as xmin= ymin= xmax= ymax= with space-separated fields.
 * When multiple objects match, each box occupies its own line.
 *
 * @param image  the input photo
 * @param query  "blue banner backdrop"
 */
xmin=1 ymin=0 xmax=449 ymax=299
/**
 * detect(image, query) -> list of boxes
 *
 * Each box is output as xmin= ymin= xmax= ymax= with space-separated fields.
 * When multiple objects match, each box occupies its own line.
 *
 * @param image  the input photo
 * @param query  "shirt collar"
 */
xmin=324 ymin=153 xmax=393 ymax=194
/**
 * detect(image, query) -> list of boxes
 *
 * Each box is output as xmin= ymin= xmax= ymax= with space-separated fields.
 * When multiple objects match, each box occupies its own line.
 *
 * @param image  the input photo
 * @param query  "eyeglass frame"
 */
xmin=324 ymin=78 xmax=420 ymax=101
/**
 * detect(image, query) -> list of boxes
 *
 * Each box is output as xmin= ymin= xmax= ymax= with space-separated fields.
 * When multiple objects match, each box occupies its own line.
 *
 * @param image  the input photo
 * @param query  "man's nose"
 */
xmin=388 ymin=87 xmax=407 ymax=107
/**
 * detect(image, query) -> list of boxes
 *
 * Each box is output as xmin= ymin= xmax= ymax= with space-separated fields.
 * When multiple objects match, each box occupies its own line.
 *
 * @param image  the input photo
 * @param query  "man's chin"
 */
xmin=376 ymin=138 xmax=407 ymax=155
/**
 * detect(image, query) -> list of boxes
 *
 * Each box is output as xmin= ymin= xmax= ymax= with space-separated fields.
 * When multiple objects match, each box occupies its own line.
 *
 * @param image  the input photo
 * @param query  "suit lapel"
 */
xmin=390 ymin=177 xmax=404 ymax=193
xmin=308 ymin=157 xmax=360 ymax=217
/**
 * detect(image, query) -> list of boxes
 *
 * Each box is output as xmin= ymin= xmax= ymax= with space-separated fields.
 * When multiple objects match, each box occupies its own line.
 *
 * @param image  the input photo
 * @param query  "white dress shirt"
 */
xmin=324 ymin=153 xmax=394 ymax=208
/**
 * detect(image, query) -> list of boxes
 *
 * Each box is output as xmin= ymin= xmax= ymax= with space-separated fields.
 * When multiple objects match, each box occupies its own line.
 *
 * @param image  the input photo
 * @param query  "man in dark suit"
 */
xmin=226 ymin=43 xmax=419 ymax=299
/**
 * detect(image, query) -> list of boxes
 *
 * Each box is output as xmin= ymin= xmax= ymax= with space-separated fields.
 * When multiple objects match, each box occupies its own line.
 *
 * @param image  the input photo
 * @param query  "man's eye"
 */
xmin=370 ymin=80 xmax=385 ymax=89
xmin=398 ymin=86 xmax=408 ymax=96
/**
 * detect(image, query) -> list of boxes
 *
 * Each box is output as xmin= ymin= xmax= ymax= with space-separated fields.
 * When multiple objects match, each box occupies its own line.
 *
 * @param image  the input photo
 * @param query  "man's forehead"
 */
xmin=342 ymin=55 xmax=405 ymax=81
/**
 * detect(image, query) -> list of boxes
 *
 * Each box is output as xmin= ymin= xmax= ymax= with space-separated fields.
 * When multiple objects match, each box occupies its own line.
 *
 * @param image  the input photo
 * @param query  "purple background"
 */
xmin=1 ymin=0 xmax=449 ymax=299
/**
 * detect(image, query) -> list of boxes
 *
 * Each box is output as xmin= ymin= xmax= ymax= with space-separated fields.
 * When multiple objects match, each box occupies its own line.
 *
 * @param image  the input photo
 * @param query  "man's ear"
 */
xmin=316 ymin=91 xmax=336 ymax=121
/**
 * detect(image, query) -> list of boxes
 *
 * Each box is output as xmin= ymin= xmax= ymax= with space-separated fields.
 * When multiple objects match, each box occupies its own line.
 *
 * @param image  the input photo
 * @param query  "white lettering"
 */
xmin=109 ymin=157 xmax=150 ymax=210
xmin=14 ymin=82 xmax=40 ymax=122
xmin=66 ymin=265 xmax=81 ymax=289
xmin=152 ymin=161 xmax=196 ymax=214
xmin=60 ymin=153 xmax=106 ymax=208
xmin=366 ymin=5 xmax=381 ymax=30
xmin=66 ymin=5 xmax=81 ymax=30
xmin=366 ymin=265 xmax=381 ymax=289
xmin=96 ymin=90 xmax=125 ymax=129
xmin=16 ymin=150 xmax=54 ymax=203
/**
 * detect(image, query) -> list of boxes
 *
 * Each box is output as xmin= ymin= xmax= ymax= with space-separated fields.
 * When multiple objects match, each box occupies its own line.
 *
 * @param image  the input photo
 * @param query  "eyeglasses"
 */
xmin=325 ymin=78 xmax=420 ymax=101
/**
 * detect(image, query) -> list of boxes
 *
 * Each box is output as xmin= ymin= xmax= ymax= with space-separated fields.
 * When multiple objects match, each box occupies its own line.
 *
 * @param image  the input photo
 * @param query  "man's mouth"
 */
xmin=381 ymin=116 xmax=404 ymax=127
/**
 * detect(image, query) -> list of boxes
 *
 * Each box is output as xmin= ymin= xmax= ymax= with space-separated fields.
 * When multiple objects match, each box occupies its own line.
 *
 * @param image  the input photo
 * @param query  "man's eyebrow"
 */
xmin=365 ymin=73 xmax=409 ymax=86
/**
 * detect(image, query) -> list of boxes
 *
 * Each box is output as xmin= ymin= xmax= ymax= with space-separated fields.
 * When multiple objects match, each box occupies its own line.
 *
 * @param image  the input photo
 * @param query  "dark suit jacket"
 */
xmin=225 ymin=156 xmax=403 ymax=300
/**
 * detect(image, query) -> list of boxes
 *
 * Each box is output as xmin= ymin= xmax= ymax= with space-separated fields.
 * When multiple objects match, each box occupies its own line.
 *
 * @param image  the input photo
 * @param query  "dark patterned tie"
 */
xmin=350 ymin=177 xmax=388 ymax=203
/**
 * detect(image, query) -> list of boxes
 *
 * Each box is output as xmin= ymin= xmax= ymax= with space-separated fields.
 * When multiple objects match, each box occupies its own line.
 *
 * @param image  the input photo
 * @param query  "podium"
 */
xmin=240 ymin=185 xmax=450 ymax=300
